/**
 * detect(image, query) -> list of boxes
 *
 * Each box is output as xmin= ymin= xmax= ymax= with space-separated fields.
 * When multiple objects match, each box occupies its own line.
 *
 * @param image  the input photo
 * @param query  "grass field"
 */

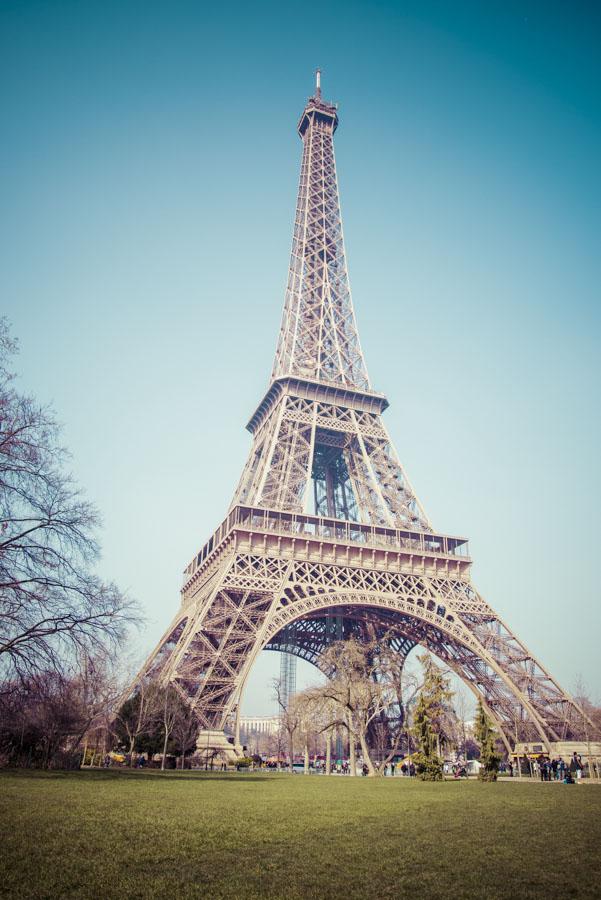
xmin=1 ymin=770 xmax=599 ymax=899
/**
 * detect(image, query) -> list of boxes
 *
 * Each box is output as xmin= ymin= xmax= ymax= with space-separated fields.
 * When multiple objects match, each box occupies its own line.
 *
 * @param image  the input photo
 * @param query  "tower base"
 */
xmin=513 ymin=740 xmax=601 ymax=760
xmin=195 ymin=730 xmax=242 ymax=765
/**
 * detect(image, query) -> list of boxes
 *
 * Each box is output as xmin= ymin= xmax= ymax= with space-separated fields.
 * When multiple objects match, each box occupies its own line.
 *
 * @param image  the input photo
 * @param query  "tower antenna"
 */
xmin=315 ymin=67 xmax=321 ymax=99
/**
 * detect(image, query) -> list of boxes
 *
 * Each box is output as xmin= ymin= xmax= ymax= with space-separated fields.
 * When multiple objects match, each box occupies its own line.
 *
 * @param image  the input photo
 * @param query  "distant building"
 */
xmin=239 ymin=715 xmax=280 ymax=737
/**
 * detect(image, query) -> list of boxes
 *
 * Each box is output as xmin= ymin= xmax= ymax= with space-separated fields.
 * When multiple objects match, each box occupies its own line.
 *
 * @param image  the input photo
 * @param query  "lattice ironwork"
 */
xmin=123 ymin=74 xmax=598 ymax=756
xmin=271 ymin=81 xmax=368 ymax=390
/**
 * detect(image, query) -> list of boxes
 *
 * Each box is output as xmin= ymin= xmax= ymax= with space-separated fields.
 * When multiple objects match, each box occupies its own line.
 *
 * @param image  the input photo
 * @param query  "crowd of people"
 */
xmin=532 ymin=752 xmax=584 ymax=782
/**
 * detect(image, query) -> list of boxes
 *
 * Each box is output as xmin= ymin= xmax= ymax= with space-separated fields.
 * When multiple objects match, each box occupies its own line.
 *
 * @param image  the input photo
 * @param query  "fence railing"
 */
xmin=184 ymin=505 xmax=470 ymax=579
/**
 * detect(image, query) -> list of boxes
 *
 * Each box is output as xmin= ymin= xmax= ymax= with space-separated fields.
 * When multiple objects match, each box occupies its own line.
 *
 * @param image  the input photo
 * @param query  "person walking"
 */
xmin=570 ymin=752 xmax=583 ymax=781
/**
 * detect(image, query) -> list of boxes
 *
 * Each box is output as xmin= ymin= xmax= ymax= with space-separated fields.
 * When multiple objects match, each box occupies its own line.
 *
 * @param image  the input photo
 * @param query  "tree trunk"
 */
xmin=349 ymin=731 xmax=356 ymax=776
xmin=325 ymin=731 xmax=331 ymax=776
xmin=288 ymin=733 xmax=294 ymax=774
xmin=359 ymin=731 xmax=376 ymax=776
xmin=378 ymin=728 xmax=403 ymax=776
xmin=304 ymin=743 xmax=309 ymax=775
xmin=161 ymin=728 xmax=169 ymax=770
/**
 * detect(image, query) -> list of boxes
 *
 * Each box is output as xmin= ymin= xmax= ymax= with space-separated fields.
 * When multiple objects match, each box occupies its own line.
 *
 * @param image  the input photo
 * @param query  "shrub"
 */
xmin=412 ymin=752 xmax=443 ymax=781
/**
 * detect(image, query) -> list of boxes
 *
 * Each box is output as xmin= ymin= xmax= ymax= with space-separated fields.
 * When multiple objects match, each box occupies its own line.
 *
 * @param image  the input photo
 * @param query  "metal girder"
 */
xmin=130 ymin=513 xmax=594 ymax=747
xmin=266 ymin=610 xmax=416 ymax=677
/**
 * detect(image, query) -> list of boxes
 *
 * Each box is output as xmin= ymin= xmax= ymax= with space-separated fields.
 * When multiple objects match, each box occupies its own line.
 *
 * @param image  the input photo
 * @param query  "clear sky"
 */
xmin=2 ymin=1 xmax=600 ymax=714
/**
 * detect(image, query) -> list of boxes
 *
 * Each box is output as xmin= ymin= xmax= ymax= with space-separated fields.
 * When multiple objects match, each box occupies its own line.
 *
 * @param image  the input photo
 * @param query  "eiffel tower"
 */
xmin=130 ymin=73 xmax=598 ymax=762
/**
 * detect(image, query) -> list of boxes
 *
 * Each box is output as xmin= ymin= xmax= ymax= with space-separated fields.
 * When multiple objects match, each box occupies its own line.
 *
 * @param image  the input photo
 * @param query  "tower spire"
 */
xmin=272 ymin=76 xmax=369 ymax=390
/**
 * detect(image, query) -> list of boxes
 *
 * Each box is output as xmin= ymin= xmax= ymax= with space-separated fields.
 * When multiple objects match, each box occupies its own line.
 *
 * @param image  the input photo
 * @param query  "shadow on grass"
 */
xmin=0 ymin=767 xmax=272 ymax=783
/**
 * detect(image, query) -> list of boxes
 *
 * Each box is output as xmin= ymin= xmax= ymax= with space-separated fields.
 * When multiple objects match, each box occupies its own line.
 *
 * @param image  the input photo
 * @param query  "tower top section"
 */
xmin=271 ymin=75 xmax=370 ymax=391
xmin=298 ymin=70 xmax=339 ymax=138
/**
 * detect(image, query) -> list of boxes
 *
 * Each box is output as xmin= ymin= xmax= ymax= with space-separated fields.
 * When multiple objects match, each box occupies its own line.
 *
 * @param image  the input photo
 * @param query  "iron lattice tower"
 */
xmin=127 ymin=74 xmax=598 ymax=759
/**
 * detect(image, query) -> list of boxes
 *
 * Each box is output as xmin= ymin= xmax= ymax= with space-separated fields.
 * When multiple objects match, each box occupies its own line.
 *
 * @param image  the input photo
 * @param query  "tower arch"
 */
xmin=235 ymin=590 xmax=550 ymax=752
xmin=263 ymin=603 xmax=511 ymax=752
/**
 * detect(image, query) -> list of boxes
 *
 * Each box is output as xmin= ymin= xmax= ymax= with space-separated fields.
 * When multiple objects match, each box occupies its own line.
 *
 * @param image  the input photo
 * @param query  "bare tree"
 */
xmin=273 ymin=677 xmax=301 ymax=772
xmin=366 ymin=643 xmax=428 ymax=772
xmin=113 ymin=679 xmax=161 ymax=762
xmin=157 ymin=684 xmax=198 ymax=770
xmin=293 ymin=688 xmax=338 ymax=774
xmin=0 ymin=646 xmax=131 ymax=769
xmin=454 ymin=688 xmax=472 ymax=761
xmin=0 ymin=320 xmax=136 ymax=681
xmin=394 ymin=667 xmax=425 ymax=760
xmin=0 ymin=667 xmax=92 ymax=769
xmin=0 ymin=673 xmax=75 ymax=768
xmin=290 ymin=690 xmax=323 ymax=774
xmin=299 ymin=638 xmax=404 ymax=776
xmin=159 ymin=685 xmax=177 ymax=770
xmin=69 ymin=650 xmax=124 ymax=763
xmin=572 ymin=678 xmax=601 ymax=778
xmin=573 ymin=678 xmax=601 ymax=737
xmin=170 ymin=695 xmax=198 ymax=769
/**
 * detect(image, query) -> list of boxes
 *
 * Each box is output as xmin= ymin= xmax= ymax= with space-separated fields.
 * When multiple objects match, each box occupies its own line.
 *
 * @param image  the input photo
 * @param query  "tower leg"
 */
xmin=196 ymin=730 xmax=242 ymax=766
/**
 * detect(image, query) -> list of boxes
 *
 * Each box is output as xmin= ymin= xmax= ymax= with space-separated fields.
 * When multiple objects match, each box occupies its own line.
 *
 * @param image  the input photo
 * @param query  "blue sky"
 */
xmin=2 ymin=1 xmax=600 ymax=713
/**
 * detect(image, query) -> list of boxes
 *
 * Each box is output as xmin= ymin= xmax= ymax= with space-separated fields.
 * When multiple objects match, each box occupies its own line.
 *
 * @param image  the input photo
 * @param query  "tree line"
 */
xmin=0 ymin=319 xmax=134 ymax=767
xmin=274 ymin=636 xmax=501 ymax=780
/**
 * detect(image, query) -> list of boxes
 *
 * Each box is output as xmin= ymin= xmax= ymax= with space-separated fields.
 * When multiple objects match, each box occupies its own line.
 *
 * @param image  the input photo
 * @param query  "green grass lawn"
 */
xmin=0 ymin=770 xmax=599 ymax=899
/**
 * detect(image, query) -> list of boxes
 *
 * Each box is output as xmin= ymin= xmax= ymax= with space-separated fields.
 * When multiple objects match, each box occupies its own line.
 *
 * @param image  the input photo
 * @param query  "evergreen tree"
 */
xmin=474 ymin=698 xmax=500 ymax=781
xmin=413 ymin=691 xmax=435 ymax=757
xmin=411 ymin=654 xmax=453 ymax=781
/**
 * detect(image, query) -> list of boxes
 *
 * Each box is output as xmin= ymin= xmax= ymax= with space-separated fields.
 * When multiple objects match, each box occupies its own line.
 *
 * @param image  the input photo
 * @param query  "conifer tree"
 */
xmin=413 ymin=691 xmax=435 ymax=757
xmin=411 ymin=654 xmax=453 ymax=780
xmin=474 ymin=697 xmax=500 ymax=781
